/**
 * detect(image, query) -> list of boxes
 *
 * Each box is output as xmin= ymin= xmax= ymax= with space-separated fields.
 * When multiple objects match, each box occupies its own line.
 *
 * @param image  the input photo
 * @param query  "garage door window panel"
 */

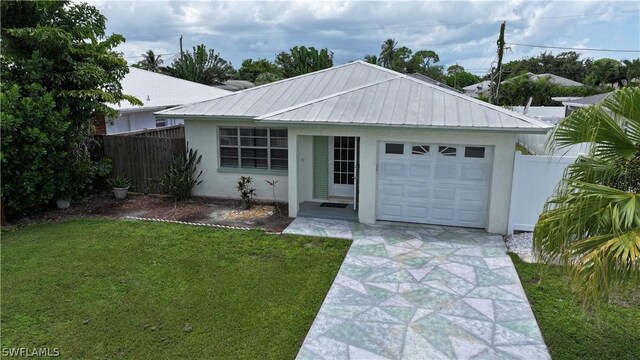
xmin=385 ymin=143 xmax=404 ymax=154
xmin=439 ymin=146 xmax=457 ymax=156
xmin=465 ymin=146 xmax=486 ymax=158
xmin=412 ymin=145 xmax=430 ymax=155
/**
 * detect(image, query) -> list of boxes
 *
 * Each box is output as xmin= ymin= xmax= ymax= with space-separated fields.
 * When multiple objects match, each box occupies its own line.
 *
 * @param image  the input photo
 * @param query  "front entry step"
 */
xmin=298 ymin=202 xmax=358 ymax=222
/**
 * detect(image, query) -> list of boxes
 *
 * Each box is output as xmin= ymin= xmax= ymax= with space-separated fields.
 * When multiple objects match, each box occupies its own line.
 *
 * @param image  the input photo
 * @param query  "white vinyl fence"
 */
xmin=508 ymin=153 xmax=578 ymax=234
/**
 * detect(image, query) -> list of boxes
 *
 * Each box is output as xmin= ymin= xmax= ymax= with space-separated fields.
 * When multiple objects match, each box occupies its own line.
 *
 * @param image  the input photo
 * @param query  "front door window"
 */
xmin=329 ymin=136 xmax=356 ymax=198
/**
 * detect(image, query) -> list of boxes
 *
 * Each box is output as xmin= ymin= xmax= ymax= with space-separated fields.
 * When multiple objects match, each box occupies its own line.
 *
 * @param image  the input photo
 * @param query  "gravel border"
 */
xmin=505 ymin=232 xmax=536 ymax=263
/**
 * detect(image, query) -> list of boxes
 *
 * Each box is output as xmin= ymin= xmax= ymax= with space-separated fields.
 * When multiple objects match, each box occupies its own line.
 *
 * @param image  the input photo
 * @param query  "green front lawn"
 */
xmin=510 ymin=254 xmax=640 ymax=360
xmin=1 ymin=220 xmax=350 ymax=359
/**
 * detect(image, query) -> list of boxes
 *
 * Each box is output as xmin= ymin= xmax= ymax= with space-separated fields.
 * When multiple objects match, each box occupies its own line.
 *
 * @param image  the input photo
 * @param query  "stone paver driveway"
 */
xmin=285 ymin=218 xmax=550 ymax=360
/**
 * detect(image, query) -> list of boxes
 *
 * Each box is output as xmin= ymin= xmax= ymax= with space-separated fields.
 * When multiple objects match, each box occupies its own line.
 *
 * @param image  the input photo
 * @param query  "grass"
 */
xmin=1 ymin=219 xmax=350 ymax=359
xmin=510 ymin=253 xmax=640 ymax=360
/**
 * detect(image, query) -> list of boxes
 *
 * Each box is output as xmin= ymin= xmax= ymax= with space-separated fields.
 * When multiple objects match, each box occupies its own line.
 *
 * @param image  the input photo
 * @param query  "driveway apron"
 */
xmin=287 ymin=218 xmax=550 ymax=360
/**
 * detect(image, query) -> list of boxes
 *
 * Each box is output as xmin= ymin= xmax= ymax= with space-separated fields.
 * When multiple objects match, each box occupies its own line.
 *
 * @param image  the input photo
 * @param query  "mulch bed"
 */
xmin=7 ymin=191 xmax=293 ymax=233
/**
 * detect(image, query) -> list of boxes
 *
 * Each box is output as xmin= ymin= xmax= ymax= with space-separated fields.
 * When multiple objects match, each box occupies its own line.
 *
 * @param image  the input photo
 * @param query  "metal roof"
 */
xmin=562 ymin=92 xmax=612 ymax=107
xmin=257 ymin=76 xmax=551 ymax=131
xmin=112 ymin=68 xmax=231 ymax=112
xmin=156 ymin=61 xmax=397 ymax=117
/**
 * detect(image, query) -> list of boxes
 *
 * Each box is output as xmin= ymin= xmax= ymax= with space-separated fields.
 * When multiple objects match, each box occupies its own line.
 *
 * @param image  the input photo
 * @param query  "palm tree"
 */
xmin=132 ymin=50 xmax=163 ymax=72
xmin=379 ymin=38 xmax=397 ymax=69
xmin=165 ymin=45 xmax=234 ymax=85
xmin=533 ymin=87 xmax=640 ymax=306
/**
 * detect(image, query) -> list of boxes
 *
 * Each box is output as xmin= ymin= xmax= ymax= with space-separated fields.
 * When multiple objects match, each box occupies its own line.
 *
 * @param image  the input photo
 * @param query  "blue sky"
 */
xmin=89 ymin=0 xmax=640 ymax=75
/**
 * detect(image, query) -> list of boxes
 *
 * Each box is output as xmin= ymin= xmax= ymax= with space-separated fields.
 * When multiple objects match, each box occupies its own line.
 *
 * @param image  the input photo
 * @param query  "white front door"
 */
xmin=377 ymin=142 xmax=493 ymax=228
xmin=329 ymin=136 xmax=356 ymax=198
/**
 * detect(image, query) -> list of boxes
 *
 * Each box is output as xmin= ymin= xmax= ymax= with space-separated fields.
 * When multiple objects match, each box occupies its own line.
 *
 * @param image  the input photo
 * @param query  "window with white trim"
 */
xmin=219 ymin=127 xmax=288 ymax=170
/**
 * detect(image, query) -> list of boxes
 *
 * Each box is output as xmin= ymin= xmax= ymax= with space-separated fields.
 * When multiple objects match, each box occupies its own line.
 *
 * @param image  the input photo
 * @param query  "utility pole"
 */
xmin=491 ymin=21 xmax=506 ymax=105
xmin=179 ymin=35 xmax=184 ymax=59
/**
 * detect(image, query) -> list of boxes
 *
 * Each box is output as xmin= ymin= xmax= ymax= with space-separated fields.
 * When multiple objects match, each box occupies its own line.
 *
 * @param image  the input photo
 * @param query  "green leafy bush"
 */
xmin=108 ymin=174 xmax=131 ymax=189
xmin=237 ymin=176 xmax=256 ymax=209
xmin=160 ymin=148 xmax=203 ymax=201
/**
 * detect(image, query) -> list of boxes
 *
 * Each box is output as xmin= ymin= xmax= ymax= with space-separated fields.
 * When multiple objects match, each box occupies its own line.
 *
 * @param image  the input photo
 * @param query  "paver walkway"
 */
xmin=285 ymin=217 xmax=550 ymax=360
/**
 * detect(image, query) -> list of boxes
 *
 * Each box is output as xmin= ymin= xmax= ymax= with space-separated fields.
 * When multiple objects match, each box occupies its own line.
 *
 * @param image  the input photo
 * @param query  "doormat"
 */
xmin=320 ymin=202 xmax=349 ymax=208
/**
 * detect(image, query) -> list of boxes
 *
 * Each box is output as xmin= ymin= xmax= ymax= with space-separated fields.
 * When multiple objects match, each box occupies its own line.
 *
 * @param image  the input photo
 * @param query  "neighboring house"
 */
xmin=157 ymin=61 xmax=550 ymax=234
xmin=463 ymin=73 xmax=583 ymax=98
xmin=463 ymin=80 xmax=492 ymax=97
xmin=213 ymin=79 xmax=255 ymax=92
xmin=561 ymin=92 xmax=612 ymax=117
xmin=97 ymin=68 xmax=231 ymax=135
xmin=409 ymin=73 xmax=463 ymax=93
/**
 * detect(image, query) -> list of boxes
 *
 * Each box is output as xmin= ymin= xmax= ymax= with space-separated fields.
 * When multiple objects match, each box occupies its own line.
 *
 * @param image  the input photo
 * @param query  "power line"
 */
xmin=507 ymin=43 xmax=640 ymax=53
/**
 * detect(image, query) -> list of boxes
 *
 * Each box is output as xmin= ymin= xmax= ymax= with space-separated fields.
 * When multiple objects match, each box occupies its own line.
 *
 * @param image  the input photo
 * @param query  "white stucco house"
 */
xmin=157 ymin=61 xmax=551 ymax=234
xmin=98 ymin=68 xmax=230 ymax=135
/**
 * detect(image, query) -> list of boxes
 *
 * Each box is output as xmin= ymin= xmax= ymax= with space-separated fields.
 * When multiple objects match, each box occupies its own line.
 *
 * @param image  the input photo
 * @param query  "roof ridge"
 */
xmin=128 ymin=67 xmax=230 ymax=90
xmin=256 ymin=77 xmax=399 ymax=120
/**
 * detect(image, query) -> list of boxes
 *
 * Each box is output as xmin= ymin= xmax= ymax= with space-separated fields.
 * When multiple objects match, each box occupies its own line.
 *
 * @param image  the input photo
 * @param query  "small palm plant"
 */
xmin=534 ymin=87 xmax=640 ymax=306
xmin=237 ymin=176 xmax=255 ymax=209
xmin=160 ymin=148 xmax=203 ymax=201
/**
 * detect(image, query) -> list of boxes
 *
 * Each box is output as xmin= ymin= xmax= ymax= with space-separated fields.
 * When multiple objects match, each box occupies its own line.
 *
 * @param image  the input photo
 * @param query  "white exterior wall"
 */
xmin=184 ymin=119 xmax=289 ymax=202
xmin=287 ymin=125 xmax=518 ymax=234
xmin=106 ymin=110 xmax=184 ymax=135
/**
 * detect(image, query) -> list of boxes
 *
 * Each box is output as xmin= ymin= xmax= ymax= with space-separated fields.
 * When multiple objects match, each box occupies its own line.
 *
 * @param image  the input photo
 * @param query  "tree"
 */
xmin=444 ymin=71 xmax=481 ymax=90
xmin=585 ymin=58 xmax=627 ymax=88
xmin=447 ymin=64 xmax=465 ymax=75
xmin=1 ymin=0 xmax=138 ymax=217
xmin=407 ymin=50 xmax=443 ymax=79
xmin=166 ymin=45 xmax=234 ymax=85
xmin=502 ymin=51 xmax=590 ymax=83
xmin=236 ymin=58 xmax=280 ymax=83
xmin=379 ymin=38 xmax=398 ymax=69
xmin=275 ymin=46 xmax=333 ymax=78
xmin=363 ymin=54 xmax=378 ymax=65
xmin=534 ymin=87 xmax=640 ymax=306
xmin=132 ymin=50 xmax=164 ymax=72
xmin=622 ymin=59 xmax=640 ymax=84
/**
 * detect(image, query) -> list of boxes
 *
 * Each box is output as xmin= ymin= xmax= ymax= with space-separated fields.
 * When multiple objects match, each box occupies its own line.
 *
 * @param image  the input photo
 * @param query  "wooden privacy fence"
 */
xmin=104 ymin=125 xmax=185 ymax=194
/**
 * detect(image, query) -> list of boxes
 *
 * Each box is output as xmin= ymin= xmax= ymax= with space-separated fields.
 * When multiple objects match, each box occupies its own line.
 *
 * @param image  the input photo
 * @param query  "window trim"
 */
xmin=218 ymin=126 xmax=288 ymax=172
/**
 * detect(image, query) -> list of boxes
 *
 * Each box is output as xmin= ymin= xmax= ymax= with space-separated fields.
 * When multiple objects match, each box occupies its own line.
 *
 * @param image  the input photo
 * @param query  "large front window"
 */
xmin=219 ymin=127 xmax=288 ymax=170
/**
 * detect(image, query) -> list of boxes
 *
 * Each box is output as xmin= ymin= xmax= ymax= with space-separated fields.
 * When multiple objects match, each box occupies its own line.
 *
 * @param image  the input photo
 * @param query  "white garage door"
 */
xmin=377 ymin=142 xmax=493 ymax=228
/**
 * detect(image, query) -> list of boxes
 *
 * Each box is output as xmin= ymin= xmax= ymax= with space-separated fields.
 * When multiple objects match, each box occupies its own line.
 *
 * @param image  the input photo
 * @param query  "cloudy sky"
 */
xmin=89 ymin=0 xmax=640 ymax=75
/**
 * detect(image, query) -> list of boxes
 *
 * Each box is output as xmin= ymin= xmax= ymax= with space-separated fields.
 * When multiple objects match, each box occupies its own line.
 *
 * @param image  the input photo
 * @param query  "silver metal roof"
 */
xmin=158 ymin=61 xmax=550 ymax=132
xmin=157 ymin=61 xmax=397 ymax=118
xmin=257 ymin=76 xmax=551 ymax=131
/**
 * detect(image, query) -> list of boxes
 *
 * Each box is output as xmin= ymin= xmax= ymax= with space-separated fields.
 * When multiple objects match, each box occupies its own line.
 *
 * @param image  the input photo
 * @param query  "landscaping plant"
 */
xmin=534 ymin=87 xmax=640 ymax=307
xmin=237 ymin=176 xmax=256 ymax=209
xmin=265 ymin=179 xmax=282 ymax=216
xmin=160 ymin=148 xmax=203 ymax=201
xmin=0 ymin=1 xmax=139 ymax=217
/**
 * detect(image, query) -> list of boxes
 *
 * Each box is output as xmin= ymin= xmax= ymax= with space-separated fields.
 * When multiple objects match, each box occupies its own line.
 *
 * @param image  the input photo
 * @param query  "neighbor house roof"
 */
xmin=111 ymin=67 xmax=231 ymax=112
xmin=158 ymin=61 xmax=550 ymax=132
xmin=562 ymin=92 xmax=612 ymax=107
xmin=523 ymin=73 xmax=583 ymax=87
xmin=214 ymin=80 xmax=255 ymax=92
xmin=409 ymin=73 xmax=462 ymax=93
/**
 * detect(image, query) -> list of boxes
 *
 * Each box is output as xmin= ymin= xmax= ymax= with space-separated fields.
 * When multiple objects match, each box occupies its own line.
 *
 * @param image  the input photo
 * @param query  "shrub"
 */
xmin=237 ymin=176 xmax=256 ymax=209
xmin=108 ymin=174 xmax=131 ymax=189
xmin=160 ymin=148 xmax=203 ymax=201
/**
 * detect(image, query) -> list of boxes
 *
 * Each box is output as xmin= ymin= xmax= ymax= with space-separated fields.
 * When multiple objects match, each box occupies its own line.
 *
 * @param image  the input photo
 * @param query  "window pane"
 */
xmin=385 ymin=143 xmax=404 ymax=154
xmin=465 ymin=146 xmax=486 ymax=158
xmin=270 ymin=137 xmax=288 ymax=148
xmin=270 ymin=129 xmax=288 ymax=138
xmin=334 ymin=173 xmax=340 ymax=183
xmin=341 ymin=174 xmax=348 ymax=184
xmin=412 ymin=145 xmax=429 ymax=155
xmin=219 ymin=136 xmax=238 ymax=146
xmin=271 ymin=149 xmax=288 ymax=160
xmin=220 ymin=147 xmax=238 ymax=157
xmin=219 ymin=127 xmax=237 ymax=136
xmin=348 ymin=162 xmax=354 ymax=173
xmin=240 ymin=137 xmax=268 ymax=147
xmin=241 ymin=157 xmax=268 ymax=169
xmin=271 ymin=159 xmax=288 ymax=170
xmin=241 ymin=148 xmax=267 ymax=158
xmin=220 ymin=157 xmax=239 ymax=167
xmin=439 ymin=146 xmax=457 ymax=156
xmin=334 ymin=149 xmax=340 ymax=159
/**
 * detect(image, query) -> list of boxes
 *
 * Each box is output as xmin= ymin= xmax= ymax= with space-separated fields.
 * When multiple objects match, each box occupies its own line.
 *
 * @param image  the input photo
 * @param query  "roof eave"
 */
xmin=255 ymin=120 xmax=551 ymax=134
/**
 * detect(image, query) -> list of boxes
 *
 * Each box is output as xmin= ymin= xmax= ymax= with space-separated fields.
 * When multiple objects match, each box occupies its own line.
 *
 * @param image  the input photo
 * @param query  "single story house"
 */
xmin=157 ymin=61 xmax=550 ymax=234
xmin=409 ymin=73 xmax=463 ymax=93
xmin=560 ymin=92 xmax=612 ymax=117
xmin=464 ymin=73 xmax=583 ymax=98
xmin=97 ymin=68 xmax=230 ymax=135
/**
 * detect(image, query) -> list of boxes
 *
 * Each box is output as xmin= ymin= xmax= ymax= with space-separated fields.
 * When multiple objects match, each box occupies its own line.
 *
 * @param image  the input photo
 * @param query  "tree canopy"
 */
xmin=165 ymin=45 xmax=235 ymax=85
xmin=132 ymin=50 xmax=164 ymax=72
xmin=1 ymin=0 xmax=136 ymax=216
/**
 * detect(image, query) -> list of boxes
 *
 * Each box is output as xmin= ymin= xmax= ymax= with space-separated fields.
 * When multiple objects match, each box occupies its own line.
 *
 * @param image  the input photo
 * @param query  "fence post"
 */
xmin=507 ymin=152 xmax=522 ymax=235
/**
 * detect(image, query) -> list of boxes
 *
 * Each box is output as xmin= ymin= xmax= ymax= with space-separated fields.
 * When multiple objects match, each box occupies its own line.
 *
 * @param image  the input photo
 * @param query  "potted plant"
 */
xmin=108 ymin=174 xmax=131 ymax=200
